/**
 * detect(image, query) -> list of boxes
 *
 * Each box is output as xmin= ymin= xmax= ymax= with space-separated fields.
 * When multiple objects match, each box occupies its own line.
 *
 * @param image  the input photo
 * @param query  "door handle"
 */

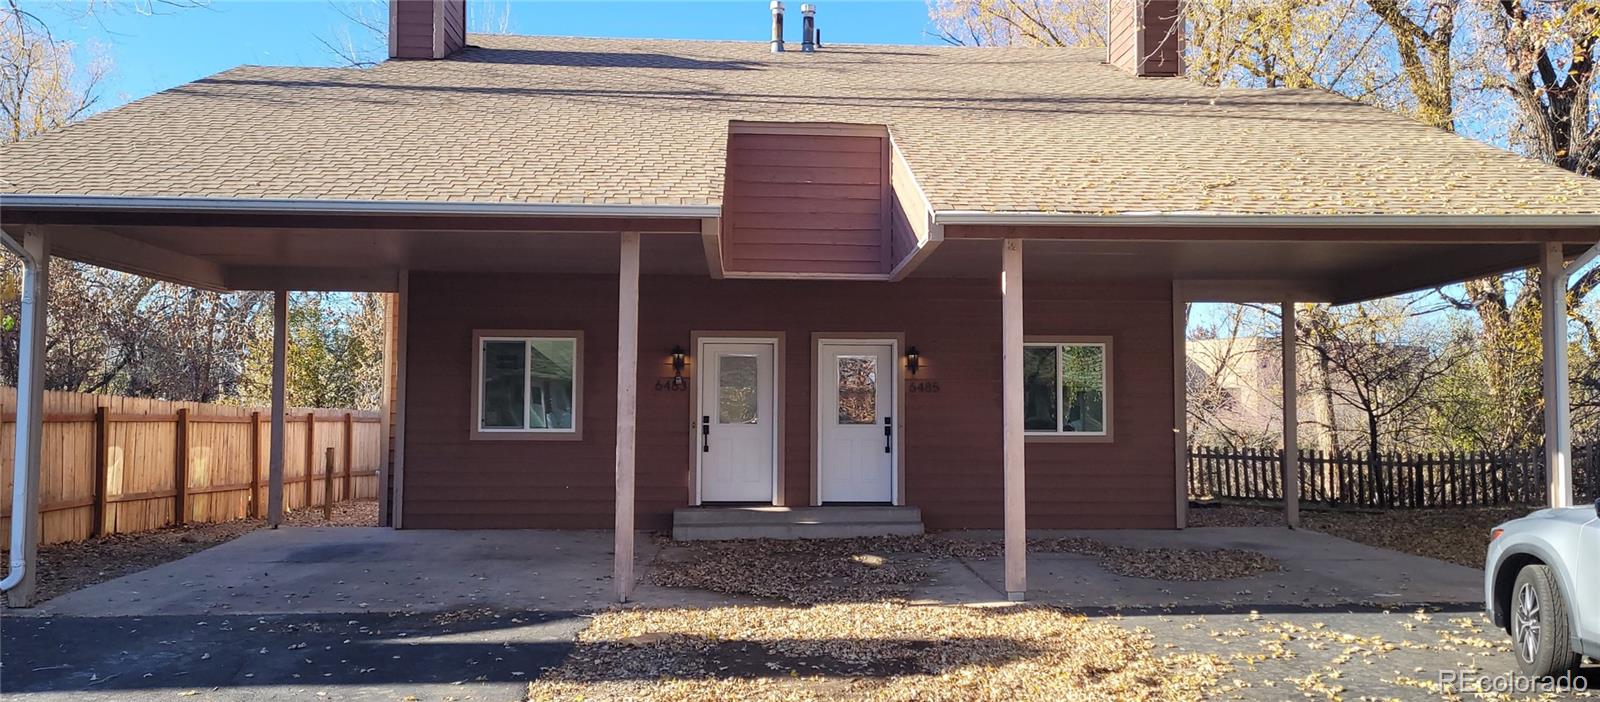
xmin=884 ymin=416 xmax=893 ymax=453
xmin=701 ymin=415 xmax=710 ymax=453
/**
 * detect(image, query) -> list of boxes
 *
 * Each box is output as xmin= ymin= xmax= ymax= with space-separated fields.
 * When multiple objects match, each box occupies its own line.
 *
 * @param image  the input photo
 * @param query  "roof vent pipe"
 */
xmin=800 ymin=4 xmax=815 ymax=52
xmin=770 ymin=1 xmax=785 ymax=53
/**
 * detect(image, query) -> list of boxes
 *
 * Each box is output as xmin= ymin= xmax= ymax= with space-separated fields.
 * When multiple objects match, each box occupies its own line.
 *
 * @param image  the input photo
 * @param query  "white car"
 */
xmin=1485 ymin=499 xmax=1600 ymax=677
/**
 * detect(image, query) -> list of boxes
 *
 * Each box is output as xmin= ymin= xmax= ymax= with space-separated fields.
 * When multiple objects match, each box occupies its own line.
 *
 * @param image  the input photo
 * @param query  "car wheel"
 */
xmin=1510 ymin=564 xmax=1582 ymax=678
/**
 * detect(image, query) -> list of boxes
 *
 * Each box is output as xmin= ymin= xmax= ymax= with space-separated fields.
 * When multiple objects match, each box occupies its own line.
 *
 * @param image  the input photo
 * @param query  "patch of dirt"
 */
xmin=1188 ymin=503 xmax=1523 ymax=568
xmin=2 ymin=519 xmax=261 ymax=605
xmin=284 ymin=498 xmax=379 ymax=527
xmin=527 ymin=603 xmax=1229 ymax=702
xmin=648 ymin=536 xmax=933 ymax=604
xmin=2 ymin=499 xmax=379 ymax=605
xmin=650 ymin=534 xmax=1280 ymax=604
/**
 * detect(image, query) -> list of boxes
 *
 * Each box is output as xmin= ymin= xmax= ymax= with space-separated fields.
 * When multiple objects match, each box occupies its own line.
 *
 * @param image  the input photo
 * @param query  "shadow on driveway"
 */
xmin=3 ymin=607 xmax=582 ymax=701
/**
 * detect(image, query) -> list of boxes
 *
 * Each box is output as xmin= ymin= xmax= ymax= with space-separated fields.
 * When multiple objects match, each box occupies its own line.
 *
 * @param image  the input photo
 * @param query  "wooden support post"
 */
xmin=1281 ymin=301 xmax=1300 ymax=529
xmin=1001 ymin=238 xmax=1026 ymax=602
xmin=250 ymin=411 xmax=263 ymax=519
xmin=267 ymin=289 xmax=288 ymax=528
xmin=174 ymin=408 xmax=190 ymax=525
xmin=1541 ymin=243 xmax=1574 ymax=508
xmin=92 ymin=406 xmax=109 ymax=537
xmin=614 ymin=232 xmax=641 ymax=602
xmin=343 ymin=412 xmax=354 ymax=500
xmin=391 ymin=275 xmax=409 ymax=529
xmin=324 ymin=446 xmax=335 ymax=521
xmin=305 ymin=412 xmax=317 ymax=510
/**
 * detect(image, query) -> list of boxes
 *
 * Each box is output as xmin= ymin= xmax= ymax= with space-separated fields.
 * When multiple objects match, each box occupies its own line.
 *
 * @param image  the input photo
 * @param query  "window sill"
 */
xmin=469 ymin=430 xmax=584 ymax=442
xmin=1025 ymin=433 xmax=1113 ymax=444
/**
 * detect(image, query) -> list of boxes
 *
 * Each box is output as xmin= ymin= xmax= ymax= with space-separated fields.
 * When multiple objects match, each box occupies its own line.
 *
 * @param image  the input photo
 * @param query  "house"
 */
xmin=2 ymin=0 xmax=1597 ymax=604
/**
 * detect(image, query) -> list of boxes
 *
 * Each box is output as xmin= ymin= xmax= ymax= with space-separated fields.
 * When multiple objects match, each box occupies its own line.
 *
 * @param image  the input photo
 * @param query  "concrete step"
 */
xmin=671 ymin=506 xmax=925 ymax=540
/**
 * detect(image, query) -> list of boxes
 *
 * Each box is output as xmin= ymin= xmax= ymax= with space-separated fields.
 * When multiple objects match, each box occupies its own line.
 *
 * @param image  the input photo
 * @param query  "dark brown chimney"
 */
xmin=1106 ymin=0 xmax=1184 ymax=77
xmin=389 ymin=0 xmax=467 ymax=59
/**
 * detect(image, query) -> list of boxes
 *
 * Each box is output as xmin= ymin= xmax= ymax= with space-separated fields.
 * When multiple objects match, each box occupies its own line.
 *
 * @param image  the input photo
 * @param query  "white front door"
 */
xmin=818 ymin=341 xmax=895 ymax=503
xmin=698 ymin=340 xmax=777 ymax=503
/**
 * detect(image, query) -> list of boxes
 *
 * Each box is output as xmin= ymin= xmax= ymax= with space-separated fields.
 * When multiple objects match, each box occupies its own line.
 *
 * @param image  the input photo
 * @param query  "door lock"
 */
xmin=884 ymin=416 xmax=893 ymax=453
xmin=701 ymin=415 xmax=711 ymax=453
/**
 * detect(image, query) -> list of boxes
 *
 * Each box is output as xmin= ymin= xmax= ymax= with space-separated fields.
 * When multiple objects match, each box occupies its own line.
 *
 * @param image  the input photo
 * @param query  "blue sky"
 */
xmin=28 ymin=0 xmax=942 ymax=109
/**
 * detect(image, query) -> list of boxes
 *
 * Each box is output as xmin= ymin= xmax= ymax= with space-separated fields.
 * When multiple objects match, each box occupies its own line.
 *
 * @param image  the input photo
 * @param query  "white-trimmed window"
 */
xmin=1023 ymin=339 xmax=1110 ymax=438
xmin=472 ymin=331 xmax=582 ymax=439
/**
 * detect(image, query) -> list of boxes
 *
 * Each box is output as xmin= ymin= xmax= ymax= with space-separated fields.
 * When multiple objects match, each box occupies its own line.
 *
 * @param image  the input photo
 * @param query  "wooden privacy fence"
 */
xmin=1189 ymin=445 xmax=1600 ymax=508
xmin=0 ymin=389 xmax=384 ymax=545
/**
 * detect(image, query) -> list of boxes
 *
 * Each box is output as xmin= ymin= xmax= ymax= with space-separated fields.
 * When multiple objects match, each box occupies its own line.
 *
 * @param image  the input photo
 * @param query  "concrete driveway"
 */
xmin=917 ymin=527 xmax=1485 ymax=610
xmin=4 ymin=526 xmax=1593 ymax=701
xmin=2 ymin=528 xmax=725 ymax=702
xmin=912 ymin=527 xmax=1596 ymax=700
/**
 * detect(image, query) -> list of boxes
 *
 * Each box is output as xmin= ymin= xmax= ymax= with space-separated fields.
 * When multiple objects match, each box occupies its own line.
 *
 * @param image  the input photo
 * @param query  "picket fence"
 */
xmin=0 ymin=388 xmax=383 ymax=545
xmin=1189 ymin=445 xmax=1600 ymax=508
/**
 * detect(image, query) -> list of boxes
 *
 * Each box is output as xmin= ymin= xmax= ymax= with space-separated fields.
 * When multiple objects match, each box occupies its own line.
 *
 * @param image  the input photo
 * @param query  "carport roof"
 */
xmin=3 ymin=34 xmax=1600 ymax=219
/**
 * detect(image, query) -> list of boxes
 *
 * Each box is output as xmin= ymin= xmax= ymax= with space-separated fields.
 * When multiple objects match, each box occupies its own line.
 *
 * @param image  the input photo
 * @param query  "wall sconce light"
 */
xmin=670 ymin=345 xmax=687 ymax=387
xmin=906 ymin=346 xmax=920 ymax=375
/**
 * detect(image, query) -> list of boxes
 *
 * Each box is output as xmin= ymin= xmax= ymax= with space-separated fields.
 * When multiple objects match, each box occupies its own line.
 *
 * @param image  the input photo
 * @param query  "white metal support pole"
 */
xmin=1001 ymin=239 xmax=1026 ymax=601
xmin=268 ymin=289 xmax=288 ymax=527
xmin=614 ymin=233 xmax=641 ymax=602
xmin=2 ymin=230 xmax=48 ymax=606
xmin=1281 ymin=300 xmax=1300 ymax=528
xmin=1173 ymin=283 xmax=1188 ymax=529
xmin=1541 ymin=243 xmax=1574 ymax=508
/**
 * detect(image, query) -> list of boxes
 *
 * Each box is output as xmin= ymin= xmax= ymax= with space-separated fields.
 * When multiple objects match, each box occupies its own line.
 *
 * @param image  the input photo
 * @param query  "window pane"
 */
xmin=837 ymin=356 xmax=877 ymax=425
xmin=1023 ymin=346 xmax=1058 ymax=432
xmin=1061 ymin=344 xmax=1106 ymax=433
xmin=480 ymin=340 xmax=526 ymax=429
xmin=528 ymin=339 xmax=576 ymax=430
xmin=718 ymin=354 xmax=759 ymax=424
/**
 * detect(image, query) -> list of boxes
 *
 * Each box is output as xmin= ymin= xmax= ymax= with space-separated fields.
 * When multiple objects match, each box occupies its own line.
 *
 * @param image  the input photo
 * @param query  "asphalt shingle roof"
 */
xmin=4 ymin=34 xmax=1598 ymax=216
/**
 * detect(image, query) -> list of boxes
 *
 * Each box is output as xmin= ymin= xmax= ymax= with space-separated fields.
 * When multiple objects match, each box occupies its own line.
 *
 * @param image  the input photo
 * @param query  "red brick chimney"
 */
xmin=389 ymin=0 xmax=467 ymax=59
xmin=1106 ymin=0 xmax=1184 ymax=77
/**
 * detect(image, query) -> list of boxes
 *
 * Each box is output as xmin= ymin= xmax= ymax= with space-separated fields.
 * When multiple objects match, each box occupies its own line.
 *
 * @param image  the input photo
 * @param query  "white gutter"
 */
xmin=0 ymin=194 xmax=721 ymax=219
xmin=0 ymin=229 xmax=39 ymax=594
xmin=1568 ymin=241 xmax=1600 ymax=273
xmin=932 ymin=210 xmax=1600 ymax=229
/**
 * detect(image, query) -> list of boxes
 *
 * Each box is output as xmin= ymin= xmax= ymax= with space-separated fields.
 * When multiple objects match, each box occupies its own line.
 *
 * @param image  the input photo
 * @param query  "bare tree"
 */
xmin=1478 ymin=0 xmax=1599 ymax=175
xmin=928 ymin=0 xmax=1105 ymax=47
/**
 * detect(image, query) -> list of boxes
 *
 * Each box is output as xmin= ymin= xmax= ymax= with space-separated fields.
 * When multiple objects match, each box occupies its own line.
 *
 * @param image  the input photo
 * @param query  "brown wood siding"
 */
xmin=392 ymin=1 xmax=436 ymax=58
xmin=440 ymin=0 xmax=466 ymax=55
xmin=1107 ymin=0 xmax=1183 ymax=76
xmin=403 ymin=271 xmax=1175 ymax=530
xmin=1139 ymin=0 xmax=1184 ymax=76
xmin=722 ymin=133 xmax=890 ymax=276
xmin=1107 ymin=0 xmax=1138 ymax=73
xmin=390 ymin=0 xmax=465 ymax=59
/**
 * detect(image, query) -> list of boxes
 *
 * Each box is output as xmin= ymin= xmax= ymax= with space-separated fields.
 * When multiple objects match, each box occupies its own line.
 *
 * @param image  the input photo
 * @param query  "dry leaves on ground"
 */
xmin=1031 ymin=537 xmax=1281 ymax=581
xmin=284 ymin=498 xmax=380 ymax=527
xmin=0 ymin=520 xmax=261 ymax=604
xmin=527 ymin=603 xmax=1229 ymax=702
xmin=648 ymin=536 xmax=933 ymax=604
xmin=1188 ymin=504 xmax=1520 ymax=568
xmin=650 ymin=534 xmax=1280 ymax=605
xmin=2 ymin=499 xmax=379 ymax=605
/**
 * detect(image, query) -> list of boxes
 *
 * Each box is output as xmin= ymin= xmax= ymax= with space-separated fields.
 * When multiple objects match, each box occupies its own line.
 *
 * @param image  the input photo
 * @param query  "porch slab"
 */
xmin=912 ymin=527 xmax=1484 ymax=610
